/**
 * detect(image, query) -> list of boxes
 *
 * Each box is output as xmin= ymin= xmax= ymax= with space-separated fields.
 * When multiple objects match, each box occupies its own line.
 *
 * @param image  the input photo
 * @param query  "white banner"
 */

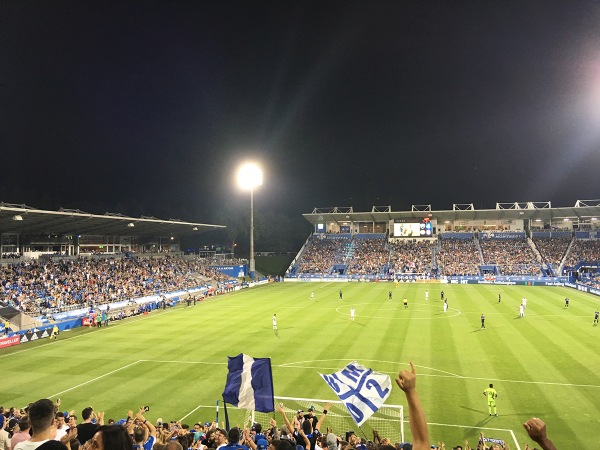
xmin=319 ymin=361 xmax=391 ymax=426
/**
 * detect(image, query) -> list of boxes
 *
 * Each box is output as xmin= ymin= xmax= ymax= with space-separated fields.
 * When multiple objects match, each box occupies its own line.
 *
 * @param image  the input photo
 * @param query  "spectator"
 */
xmin=0 ymin=416 xmax=10 ymax=450
xmin=129 ymin=407 xmax=156 ymax=450
xmin=87 ymin=425 xmax=132 ymax=450
xmin=14 ymin=399 xmax=56 ymax=450
xmin=54 ymin=413 xmax=69 ymax=441
xmin=76 ymin=407 xmax=103 ymax=445
xmin=11 ymin=417 xmax=32 ymax=449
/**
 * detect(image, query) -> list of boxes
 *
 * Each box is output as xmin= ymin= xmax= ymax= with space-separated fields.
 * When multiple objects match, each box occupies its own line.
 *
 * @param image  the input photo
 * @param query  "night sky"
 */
xmin=2 ymin=1 xmax=600 ymax=225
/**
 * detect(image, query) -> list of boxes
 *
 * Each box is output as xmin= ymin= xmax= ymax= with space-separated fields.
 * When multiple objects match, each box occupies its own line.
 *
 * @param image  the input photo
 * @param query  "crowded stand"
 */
xmin=439 ymin=238 xmax=481 ymax=276
xmin=532 ymin=237 xmax=571 ymax=273
xmin=345 ymin=237 xmax=388 ymax=276
xmin=479 ymin=239 xmax=539 ymax=276
xmin=1 ymin=363 xmax=557 ymax=450
xmin=290 ymin=231 xmax=600 ymax=282
xmin=563 ymin=239 xmax=600 ymax=267
xmin=0 ymin=256 xmax=232 ymax=317
xmin=296 ymin=236 xmax=350 ymax=274
xmin=387 ymin=240 xmax=436 ymax=276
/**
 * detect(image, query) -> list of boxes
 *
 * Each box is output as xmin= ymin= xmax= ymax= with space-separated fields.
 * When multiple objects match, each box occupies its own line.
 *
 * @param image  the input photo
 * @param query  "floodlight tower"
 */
xmin=237 ymin=162 xmax=263 ymax=279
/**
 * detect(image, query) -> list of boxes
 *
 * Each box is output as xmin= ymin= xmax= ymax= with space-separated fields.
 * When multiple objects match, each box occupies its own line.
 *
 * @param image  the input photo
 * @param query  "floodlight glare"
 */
xmin=237 ymin=163 xmax=263 ymax=190
xmin=237 ymin=162 xmax=263 ymax=279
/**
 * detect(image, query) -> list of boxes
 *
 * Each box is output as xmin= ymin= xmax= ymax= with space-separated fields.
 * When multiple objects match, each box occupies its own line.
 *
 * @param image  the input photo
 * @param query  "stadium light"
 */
xmin=237 ymin=162 xmax=263 ymax=279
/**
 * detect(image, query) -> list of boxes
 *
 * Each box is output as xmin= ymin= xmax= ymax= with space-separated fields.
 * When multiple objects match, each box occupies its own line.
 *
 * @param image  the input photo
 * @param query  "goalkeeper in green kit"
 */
xmin=483 ymin=383 xmax=498 ymax=416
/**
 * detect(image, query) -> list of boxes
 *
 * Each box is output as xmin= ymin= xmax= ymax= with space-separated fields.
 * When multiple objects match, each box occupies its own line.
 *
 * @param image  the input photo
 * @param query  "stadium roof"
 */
xmin=0 ymin=203 xmax=225 ymax=238
xmin=303 ymin=200 xmax=600 ymax=224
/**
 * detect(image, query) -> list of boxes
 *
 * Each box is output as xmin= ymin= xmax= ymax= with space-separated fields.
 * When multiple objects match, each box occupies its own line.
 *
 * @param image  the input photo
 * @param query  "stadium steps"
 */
xmin=558 ymin=236 xmax=576 ymax=275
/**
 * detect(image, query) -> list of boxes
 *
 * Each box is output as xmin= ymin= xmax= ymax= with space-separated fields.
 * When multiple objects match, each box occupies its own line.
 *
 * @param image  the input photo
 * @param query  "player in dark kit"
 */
xmin=389 ymin=291 xmax=392 ymax=300
xmin=441 ymin=290 xmax=444 ymax=300
xmin=481 ymin=314 xmax=486 ymax=329
xmin=564 ymin=298 xmax=569 ymax=308
xmin=498 ymin=293 xmax=501 ymax=303
xmin=594 ymin=310 xmax=599 ymax=326
xmin=339 ymin=290 xmax=343 ymax=300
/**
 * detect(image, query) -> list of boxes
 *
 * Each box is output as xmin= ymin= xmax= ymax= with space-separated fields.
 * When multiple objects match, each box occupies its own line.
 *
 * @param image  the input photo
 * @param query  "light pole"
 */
xmin=237 ymin=162 xmax=263 ymax=279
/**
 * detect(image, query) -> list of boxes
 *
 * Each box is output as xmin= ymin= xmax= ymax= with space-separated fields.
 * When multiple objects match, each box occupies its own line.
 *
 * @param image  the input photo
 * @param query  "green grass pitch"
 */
xmin=2 ymin=282 xmax=599 ymax=448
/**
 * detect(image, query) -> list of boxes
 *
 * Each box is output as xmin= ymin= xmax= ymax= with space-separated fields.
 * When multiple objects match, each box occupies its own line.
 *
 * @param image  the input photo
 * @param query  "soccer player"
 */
xmin=443 ymin=299 xmax=448 ymax=313
xmin=350 ymin=307 xmax=355 ymax=321
xmin=389 ymin=291 xmax=392 ymax=300
xmin=594 ymin=310 xmax=599 ymax=326
xmin=272 ymin=314 xmax=278 ymax=332
xmin=310 ymin=291 xmax=315 ymax=301
xmin=498 ymin=292 xmax=501 ymax=303
xmin=483 ymin=384 xmax=498 ymax=416
xmin=441 ymin=290 xmax=444 ymax=301
xmin=50 ymin=324 xmax=59 ymax=340
xmin=519 ymin=304 xmax=525 ymax=317
xmin=339 ymin=290 xmax=343 ymax=300
xmin=480 ymin=314 xmax=485 ymax=329
xmin=564 ymin=298 xmax=569 ymax=308
xmin=522 ymin=297 xmax=527 ymax=309
xmin=403 ymin=298 xmax=408 ymax=309
xmin=425 ymin=290 xmax=429 ymax=301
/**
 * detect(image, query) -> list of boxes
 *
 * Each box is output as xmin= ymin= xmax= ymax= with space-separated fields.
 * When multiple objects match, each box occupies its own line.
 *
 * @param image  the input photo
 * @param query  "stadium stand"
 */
xmin=438 ymin=235 xmax=481 ymax=276
xmin=479 ymin=237 xmax=540 ymax=276
xmin=0 ymin=256 xmax=237 ymax=330
xmin=295 ymin=235 xmax=351 ymax=275
xmin=345 ymin=235 xmax=388 ymax=276
xmin=532 ymin=236 xmax=572 ymax=276
xmin=563 ymin=238 xmax=600 ymax=268
xmin=388 ymin=240 xmax=436 ymax=277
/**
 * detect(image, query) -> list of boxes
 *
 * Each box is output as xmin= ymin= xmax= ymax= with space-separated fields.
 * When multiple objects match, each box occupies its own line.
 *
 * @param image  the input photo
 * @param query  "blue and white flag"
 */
xmin=222 ymin=353 xmax=274 ymax=413
xmin=319 ymin=361 xmax=391 ymax=426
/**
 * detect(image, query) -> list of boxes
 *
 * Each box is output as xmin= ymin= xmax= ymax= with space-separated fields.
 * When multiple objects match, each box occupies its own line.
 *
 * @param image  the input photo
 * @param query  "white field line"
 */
xmin=134 ymin=358 xmax=600 ymax=389
xmin=278 ymin=358 xmax=600 ymax=388
xmin=178 ymin=403 xmax=208 ymax=422
xmin=426 ymin=422 xmax=521 ymax=450
xmin=48 ymin=360 xmax=143 ymax=398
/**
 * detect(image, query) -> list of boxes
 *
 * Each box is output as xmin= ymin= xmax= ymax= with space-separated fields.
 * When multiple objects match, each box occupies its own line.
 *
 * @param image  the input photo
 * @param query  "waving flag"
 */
xmin=222 ymin=353 xmax=274 ymax=413
xmin=320 ymin=361 xmax=391 ymax=426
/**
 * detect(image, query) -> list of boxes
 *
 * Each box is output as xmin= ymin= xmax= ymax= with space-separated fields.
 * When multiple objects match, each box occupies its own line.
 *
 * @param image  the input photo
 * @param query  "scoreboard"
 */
xmin=393 ymin=218 xmax=433 ymax=237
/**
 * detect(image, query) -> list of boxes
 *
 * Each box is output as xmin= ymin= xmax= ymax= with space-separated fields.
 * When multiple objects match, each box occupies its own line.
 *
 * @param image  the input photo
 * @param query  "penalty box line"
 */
xmin=139 ymin=359 xmax=600 ymax=389
xmin=48 ymin=359 xmax=227 ymax=399
xmin=48 ymin=360 xmax=144 ymax=399
xmin=426 ymin=422 xmax=521 ymax=450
